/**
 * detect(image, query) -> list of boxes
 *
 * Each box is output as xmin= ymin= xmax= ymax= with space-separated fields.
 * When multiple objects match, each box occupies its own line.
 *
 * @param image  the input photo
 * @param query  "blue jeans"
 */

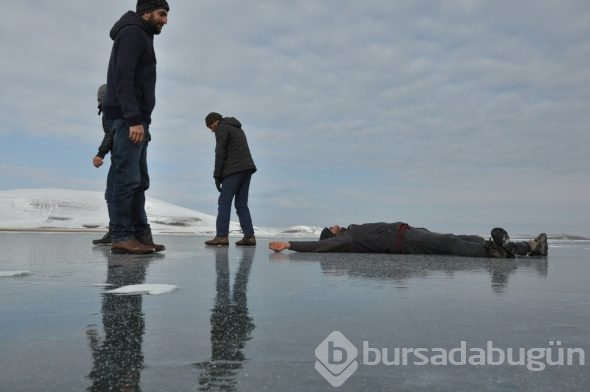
xmin=109 ymin=119 xmax=151 ymax=242
xmin=217 ymin=170 xmax=255 ymax=237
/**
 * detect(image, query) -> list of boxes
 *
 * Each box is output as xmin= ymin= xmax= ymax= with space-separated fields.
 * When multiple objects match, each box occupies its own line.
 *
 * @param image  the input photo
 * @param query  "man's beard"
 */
xmin=146 ymin=16 xmax=163 ymax=35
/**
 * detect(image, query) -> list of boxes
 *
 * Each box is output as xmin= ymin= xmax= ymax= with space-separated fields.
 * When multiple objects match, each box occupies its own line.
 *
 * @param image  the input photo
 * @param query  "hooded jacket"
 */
xmin=214 ymin=117 xmax=257 ymax=179
xmin=288 ymin=222 xmax=408 ymax=253
xmin=102 ymin=11 xmax=158 ymax=126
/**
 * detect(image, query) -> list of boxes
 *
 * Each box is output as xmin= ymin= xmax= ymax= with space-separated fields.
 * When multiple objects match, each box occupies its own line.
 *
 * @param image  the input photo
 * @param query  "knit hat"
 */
xmin=137 ymin=0 xmax=170 ymax=14
xmin=205 ymin=112 xmax=223 ymax=127
xmin=319 ymin=227 xmax=336 ymax=240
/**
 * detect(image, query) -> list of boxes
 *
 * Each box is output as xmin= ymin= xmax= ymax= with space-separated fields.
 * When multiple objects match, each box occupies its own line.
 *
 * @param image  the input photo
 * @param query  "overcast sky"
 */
xmin=1 ymin=0 xmax=589 ymax=235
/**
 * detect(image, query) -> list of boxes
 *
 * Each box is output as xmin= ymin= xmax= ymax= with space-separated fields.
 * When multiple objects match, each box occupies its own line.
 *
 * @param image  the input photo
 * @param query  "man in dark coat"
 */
xmin=102 ymin=0 xmax=170 ymax=254
xmin=92 ymin=84 xmax=115 ymax=246
xmin=269 ymin=223 xmax=549 ymax=258
xmin=204 ymin=112 xmax=257 ymax=247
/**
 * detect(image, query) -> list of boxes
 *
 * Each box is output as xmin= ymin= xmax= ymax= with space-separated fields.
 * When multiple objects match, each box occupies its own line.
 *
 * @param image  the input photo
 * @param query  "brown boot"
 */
xmin=235 ymin=235 xmax=256 ymax=246
xmin=111 ymin=239 xmax=156 ymax=254
xmin=137 ymin=232 xmax=166 ymax=252
xmin=205 ymin=236 xmax=229 ymax=246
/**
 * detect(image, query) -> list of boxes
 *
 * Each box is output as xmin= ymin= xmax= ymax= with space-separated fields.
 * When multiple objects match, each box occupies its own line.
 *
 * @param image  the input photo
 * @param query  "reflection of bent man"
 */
xmin=270 ymin=222 xmax=548 ymax=258
xmin=197 ymin=248 xmax=255 ymax=391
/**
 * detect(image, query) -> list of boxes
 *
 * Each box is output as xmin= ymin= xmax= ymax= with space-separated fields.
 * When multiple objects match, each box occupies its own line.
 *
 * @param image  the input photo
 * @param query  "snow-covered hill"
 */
xmin=0 ymin=189 xmax=321 ymax=237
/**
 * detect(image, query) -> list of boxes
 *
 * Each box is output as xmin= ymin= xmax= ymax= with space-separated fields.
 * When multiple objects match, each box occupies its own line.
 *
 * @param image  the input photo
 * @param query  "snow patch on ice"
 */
xmin=105 ymin=284 xmax=178 ymax=295
xmin=0 ymin=271 xmax=31 ymax=277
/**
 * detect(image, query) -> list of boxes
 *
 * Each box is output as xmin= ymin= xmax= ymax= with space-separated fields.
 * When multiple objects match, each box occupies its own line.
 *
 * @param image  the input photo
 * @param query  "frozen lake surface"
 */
xmin=1 ymin=233 xmax=589 ymax=391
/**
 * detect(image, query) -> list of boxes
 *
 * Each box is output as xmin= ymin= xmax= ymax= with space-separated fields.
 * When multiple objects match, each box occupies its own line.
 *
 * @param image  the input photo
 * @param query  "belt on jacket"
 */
xmin=393 ymin=223 xmax=411 ymax=253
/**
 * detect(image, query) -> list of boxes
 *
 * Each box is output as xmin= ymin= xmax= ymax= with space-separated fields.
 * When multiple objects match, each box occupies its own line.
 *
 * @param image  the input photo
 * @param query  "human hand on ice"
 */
xmin=269 ymin=241 xmax=290 ymax=252
xmin=93 ymin=156 xmax=104 ymax=168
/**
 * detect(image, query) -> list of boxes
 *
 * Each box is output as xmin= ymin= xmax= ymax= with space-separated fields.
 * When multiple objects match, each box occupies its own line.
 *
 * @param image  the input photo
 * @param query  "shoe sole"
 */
xmin=491 ymin=228 xmax=515 ymax=258
xmin=205 ymin=244 xmax=229 ymax=247
xmin=93 ymin=243 xmax=111 ymax=246
xmin=530 ymin=234 xmax=548 ymax=256
xmin=485 ymin=240 xmax=507 ymax=258
xmin=491 ymin=228 xmax=509 ymax=247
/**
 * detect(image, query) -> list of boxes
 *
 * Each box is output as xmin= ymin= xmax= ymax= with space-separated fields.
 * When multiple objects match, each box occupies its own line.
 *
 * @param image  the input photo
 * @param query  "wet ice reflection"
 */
xmin=87 ymin=253 xmax=152 ymax=391
xmin=196 ymin=247 xmax=255 ymax=391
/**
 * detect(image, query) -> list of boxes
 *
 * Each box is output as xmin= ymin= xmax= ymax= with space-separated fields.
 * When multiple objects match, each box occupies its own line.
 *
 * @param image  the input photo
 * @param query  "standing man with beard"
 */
xmin=102 ymin=1 xmax=169 ymax=254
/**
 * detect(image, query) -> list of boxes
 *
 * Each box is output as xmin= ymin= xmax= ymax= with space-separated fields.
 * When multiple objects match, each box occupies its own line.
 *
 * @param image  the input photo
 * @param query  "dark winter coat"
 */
xmin=102 ymin=11 xmax=158 ymax=126
xmin=96 ymin=117 xmax=115 ymax=159
xmin=288 ymin=222 xmax=408 ymax=253
xmin=214 ymin=117 xmax=257 ymax=179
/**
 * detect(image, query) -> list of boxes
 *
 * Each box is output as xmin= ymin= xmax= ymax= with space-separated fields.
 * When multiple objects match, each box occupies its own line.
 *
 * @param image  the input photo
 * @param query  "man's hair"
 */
xmin=205 ymin=112 xmax=223 ymax=127
xmin=319 ymin=228 xmax=335 ymax=240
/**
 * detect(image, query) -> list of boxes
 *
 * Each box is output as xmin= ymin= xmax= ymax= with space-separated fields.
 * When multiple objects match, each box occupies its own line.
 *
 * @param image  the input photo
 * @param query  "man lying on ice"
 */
xmin=269 ymin=223 xmax=548 ymax=258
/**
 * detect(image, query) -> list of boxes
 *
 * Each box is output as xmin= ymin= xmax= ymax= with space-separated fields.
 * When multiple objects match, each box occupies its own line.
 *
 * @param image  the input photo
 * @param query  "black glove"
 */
xmin=215 ymin=178 xmax=222 ymax=192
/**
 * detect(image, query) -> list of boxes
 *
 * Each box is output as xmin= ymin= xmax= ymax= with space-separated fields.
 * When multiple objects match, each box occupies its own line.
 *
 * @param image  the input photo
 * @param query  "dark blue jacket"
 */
xmin=103 ymin=11 xmax=158 ymax=126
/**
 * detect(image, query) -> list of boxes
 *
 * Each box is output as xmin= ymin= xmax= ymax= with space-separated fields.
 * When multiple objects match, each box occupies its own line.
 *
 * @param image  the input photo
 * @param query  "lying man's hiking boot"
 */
xmin=205 ymin=236 xmax=229 ymax=246
xmin=235 ymin=235 xmax=256 ymax=246
xmin=528 ymin=233 xmax=548 ymax=256
xmin=93 ymin=230 xmax=112 ymax=246
xmin=491 ymin=227 xmax=515 ymax=258
xmin=485 ymin=239 xmax=507 ymax=258
xmin=491 ymin=227 xmax=509 ymax=247
xmin=111 ymin=239 xmax=155 ymax=254
xmin=137 ymin=232 xmax=166 ymax=252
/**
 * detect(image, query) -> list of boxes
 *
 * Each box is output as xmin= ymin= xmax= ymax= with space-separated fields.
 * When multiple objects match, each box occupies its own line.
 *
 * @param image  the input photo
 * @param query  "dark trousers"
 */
xmin=108 ymin=119 xmax=151 ymax=242
xmin=216 ymin=170 xmax=254 ymax=237
xmin=402 ymin=228 xmax=490 ymax=257
xmin=402 ymin=228 xmax=530 ymax=257
xmin=105 ymin=163 xmax=114 ymax=229
xmin=102 ymin=118 xmax=115 ymax=229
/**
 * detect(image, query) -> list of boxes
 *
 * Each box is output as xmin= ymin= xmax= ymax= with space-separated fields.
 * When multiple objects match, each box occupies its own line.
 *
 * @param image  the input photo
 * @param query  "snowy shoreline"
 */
xmin=1 ymin=189 xmax=589 ymax=240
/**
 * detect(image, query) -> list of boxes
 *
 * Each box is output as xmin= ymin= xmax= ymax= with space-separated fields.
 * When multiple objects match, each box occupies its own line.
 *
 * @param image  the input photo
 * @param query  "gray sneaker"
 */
xmin=92 ymin=231 xmax=112 ymax=246
xmin=528 ymin=233 xmax=548 ymax=256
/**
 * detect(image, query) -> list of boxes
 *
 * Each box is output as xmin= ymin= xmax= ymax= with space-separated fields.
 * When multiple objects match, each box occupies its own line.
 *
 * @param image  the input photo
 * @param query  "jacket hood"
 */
xmin=221 ymin=117 xmax=242 ymax=128
xmin=110 ymin=11 xmax=153 ymax=40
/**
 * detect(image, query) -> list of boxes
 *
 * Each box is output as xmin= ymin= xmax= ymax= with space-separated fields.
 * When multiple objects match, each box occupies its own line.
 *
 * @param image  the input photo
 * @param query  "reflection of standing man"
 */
xmin=87 ymin=254 xmax=150 ymax=391
xmin=204 ymin=113 xmax=257 ymax=247
xmin=197 ymin=248 xmax=256 ymax=390
xmin=102 ymin=0 xmax=169 ymax=254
